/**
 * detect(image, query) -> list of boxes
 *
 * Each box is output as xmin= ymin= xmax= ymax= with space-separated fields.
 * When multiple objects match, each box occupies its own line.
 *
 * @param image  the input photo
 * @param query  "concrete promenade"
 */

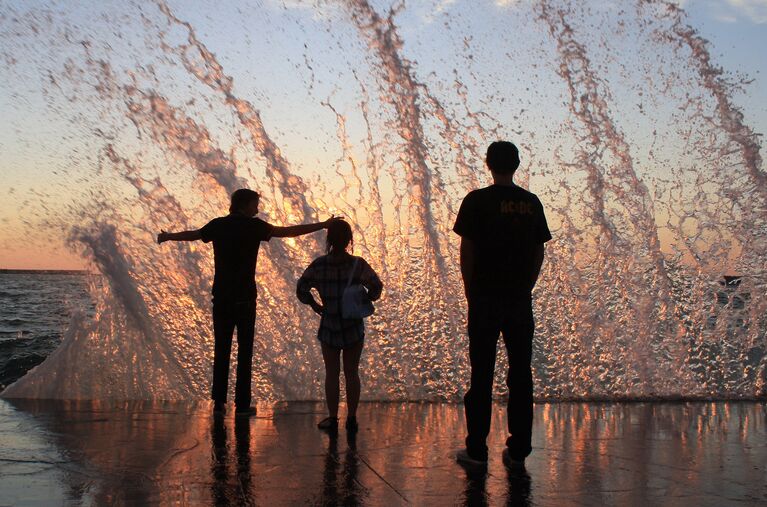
xmin=1 ymin=400 xmax=765 ymax=505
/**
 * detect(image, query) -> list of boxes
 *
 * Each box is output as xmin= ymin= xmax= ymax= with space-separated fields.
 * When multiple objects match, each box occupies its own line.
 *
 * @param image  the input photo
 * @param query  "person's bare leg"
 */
xmin=342 ymin=340 xmax=364 ymax=417
xmin=321 ymin=343 xmax=341 ymax=418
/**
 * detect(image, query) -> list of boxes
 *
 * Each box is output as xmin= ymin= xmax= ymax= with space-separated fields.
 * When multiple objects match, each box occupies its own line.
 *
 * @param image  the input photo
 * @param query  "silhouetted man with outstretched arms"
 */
xmin=158 ymin=188 xmax=341 ymax=417
xmin=454 ymin=141 xmax=551 ymax=470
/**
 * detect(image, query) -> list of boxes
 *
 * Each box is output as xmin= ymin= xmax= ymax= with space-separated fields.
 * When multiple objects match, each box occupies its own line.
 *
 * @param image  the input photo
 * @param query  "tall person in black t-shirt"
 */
xmin=453 ymin=141 xmax=552 ymax=470
xmin=158 ymin=188 xmax=341 ymax=416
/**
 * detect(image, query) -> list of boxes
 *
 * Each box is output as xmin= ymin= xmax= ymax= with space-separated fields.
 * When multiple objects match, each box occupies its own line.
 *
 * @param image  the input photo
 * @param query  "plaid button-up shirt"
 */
xmin=297 ymin=254 xmax=383 ymax=348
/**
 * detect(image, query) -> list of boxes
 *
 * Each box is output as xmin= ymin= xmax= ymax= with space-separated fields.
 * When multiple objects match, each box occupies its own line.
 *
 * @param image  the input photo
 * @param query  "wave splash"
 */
xmin=1 ymin=0 xmax=764 ymax=400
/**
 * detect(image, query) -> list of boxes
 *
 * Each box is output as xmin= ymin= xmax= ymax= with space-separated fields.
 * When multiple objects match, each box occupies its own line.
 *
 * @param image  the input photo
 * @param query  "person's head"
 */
xmin=485 ymin=141 xmax=520 ymax=175
xmin=229 ymin=188 xmax=260 ymax=217
xmin=326 ymin=219 xmax=353 ymax=254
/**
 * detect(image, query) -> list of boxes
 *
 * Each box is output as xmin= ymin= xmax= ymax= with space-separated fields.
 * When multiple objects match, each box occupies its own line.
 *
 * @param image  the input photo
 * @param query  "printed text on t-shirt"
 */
xmin=500 ymin=200 xmax=534 ymax=215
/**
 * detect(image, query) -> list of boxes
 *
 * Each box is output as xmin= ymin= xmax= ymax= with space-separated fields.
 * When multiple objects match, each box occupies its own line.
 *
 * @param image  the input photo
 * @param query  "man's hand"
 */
xmin=310 ymin=301 xmax=324 ymax=316
xmin=323 ymin=215 xmax=344 ymax=228
xmin=157 ymin=230 xmax=169 ymax=244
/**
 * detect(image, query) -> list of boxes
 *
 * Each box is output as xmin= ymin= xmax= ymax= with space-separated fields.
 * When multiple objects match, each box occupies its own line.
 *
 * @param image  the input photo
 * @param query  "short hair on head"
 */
xmin=485 ymin=141 xmax=520 ymax=174
xmin=326 ymin=219 xmax=353 ymax=254
xmin=230 ymin=188 xmax=260 ymax=213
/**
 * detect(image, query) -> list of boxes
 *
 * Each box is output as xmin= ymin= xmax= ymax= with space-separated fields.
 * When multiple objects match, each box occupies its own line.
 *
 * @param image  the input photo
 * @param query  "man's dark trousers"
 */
xmin=212 ymin=299 xmax=256 ymax=408
xmin=464 ymin=294 xmax=534 ymax=461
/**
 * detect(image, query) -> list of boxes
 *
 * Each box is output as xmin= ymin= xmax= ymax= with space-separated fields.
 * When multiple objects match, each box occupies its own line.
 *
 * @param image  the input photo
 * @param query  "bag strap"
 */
xmin=345 ymin=257 xmax=359 ymax=288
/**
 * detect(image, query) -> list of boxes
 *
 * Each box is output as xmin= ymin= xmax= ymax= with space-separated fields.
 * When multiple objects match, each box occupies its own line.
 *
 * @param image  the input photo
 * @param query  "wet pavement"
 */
xmin=0 ymin=400 xmax=765 ymax=506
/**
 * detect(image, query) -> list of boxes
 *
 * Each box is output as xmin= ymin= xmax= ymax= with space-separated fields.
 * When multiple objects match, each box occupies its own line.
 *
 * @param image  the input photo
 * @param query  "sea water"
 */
xmin=0 ymin=272 xmax=92 ymax=390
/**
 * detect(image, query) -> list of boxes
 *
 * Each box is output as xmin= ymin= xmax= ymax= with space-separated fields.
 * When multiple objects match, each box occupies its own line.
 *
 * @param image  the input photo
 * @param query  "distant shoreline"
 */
xmin=0 ymin=269 xmax=89 ymax=275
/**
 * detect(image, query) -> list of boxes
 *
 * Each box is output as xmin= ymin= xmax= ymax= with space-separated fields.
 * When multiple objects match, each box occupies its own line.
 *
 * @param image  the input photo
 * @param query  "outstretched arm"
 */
xmin=272 ymin=215 xmax=342 ymax=238
xmin=157 ymin=229 xmax=202 ymax=243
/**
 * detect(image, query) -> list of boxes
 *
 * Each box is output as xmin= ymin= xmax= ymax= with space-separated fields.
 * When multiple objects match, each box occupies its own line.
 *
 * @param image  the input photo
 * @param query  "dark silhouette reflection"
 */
xmin=459 ymin=463 xmax=531 ymax=506
xmin=317 ymin=432 xmax=367 ymax=506
xmin=210 ymin=415 xmax=254 ymax=505
xmin=505 ymin=466 xmax=531 ymax=506
xmin=459 ymin=465 xmax=489 ymax=506
xmin=234 ymin=416 xmax=253 ymax=500
xmin=210 ymin=416 xmax=227 ymax=504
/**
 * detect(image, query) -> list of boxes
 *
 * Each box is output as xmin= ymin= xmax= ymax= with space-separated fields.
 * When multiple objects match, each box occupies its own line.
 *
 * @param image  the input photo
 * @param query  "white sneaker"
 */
xmin=456 ymin=448 xmax=488 ymax=467
xmin=502 ymin=448 xmax=526 ymax=471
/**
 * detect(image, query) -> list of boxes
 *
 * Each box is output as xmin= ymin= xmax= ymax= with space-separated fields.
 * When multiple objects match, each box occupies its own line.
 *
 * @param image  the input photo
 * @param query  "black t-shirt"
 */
xmin=199 ymin=213 xmax=274 ymax=302
xmin=453 ymin=184 xmax=551 ymax=297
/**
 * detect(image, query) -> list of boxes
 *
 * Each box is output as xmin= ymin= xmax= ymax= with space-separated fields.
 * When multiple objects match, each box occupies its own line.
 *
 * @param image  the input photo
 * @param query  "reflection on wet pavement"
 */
xmin=0 ymin=400 xmax=765 ymax=505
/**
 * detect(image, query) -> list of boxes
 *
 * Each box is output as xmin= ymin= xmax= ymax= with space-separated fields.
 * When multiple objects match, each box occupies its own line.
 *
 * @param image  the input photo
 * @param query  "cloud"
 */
xmin=713 ymin=13 xmax=739 ymax=22
xmin=723 ymin=0 xmax=767 ymax=23
xmin=399 ymin=0 xmax=465 ymax=26
xmin=671 ymin=0 xmax=767 ymax=24
xmin=274 ymin=0 xmax=767 ymax=24
xmin=434 ymin=0 xmax=458 ymax=13
xmin=419 ymin=0 xmax=458 ymax=24
xmin=262 ymin=0 xmax=340 ymax=22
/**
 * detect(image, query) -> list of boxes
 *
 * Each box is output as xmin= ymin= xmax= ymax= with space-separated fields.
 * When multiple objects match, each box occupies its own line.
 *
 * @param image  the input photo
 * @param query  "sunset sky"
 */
xmin=0 ymin=0 xmax=765 ymax=270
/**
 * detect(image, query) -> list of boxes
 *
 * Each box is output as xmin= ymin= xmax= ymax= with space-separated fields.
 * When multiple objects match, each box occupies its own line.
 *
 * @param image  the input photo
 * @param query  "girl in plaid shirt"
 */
xmin=297 ymin=220 xmax=382 ymax=432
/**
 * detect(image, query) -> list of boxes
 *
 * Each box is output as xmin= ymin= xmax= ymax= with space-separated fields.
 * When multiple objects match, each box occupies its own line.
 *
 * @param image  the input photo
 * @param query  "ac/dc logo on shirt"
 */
xmin=500 ymin=200 xmax=534 ymax=215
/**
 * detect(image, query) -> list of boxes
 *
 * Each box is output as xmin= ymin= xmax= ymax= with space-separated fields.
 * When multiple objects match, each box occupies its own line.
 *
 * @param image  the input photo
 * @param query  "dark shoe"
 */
xmin=213 ymin=401 xmax=226 ymax=414
xmin=317 ymin=416 xmax=339 ymax=431
xmin=456 ymin=448 xmax=488 ymax=468
xmin=235 ymin=406 xmax=257 ymax=417
xmin=502 ymin=448 xmax=526 ymax=471
xmin=345 ymin=416 xmax=359 ymax=433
